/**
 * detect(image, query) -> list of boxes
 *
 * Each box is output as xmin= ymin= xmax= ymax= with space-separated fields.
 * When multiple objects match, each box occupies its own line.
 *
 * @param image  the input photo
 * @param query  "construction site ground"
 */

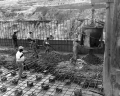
xmin=0 ymin=46 xmax=103 ymax=96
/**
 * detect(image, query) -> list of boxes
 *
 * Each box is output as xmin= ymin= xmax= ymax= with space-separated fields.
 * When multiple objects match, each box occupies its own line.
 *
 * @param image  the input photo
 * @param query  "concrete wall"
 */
xmin=0 ymin=38 xmax=104 ymax=54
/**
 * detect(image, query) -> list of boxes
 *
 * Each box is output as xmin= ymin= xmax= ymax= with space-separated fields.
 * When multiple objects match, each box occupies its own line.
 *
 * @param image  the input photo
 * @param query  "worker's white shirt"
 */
xmin=16 ymin=51 xmax=25 ymax=62
xmin=44 ymin=39 xmax=49 ymax=45
xmin=27 ymin=33 xmax=33 ymax=39
xmin=45 ymin=41 xmax=49 ymax=44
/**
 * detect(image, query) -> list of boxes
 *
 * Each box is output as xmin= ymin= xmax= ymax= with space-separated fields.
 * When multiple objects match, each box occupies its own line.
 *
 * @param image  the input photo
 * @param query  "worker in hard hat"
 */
xmin=16 ymin=46 xmax=26 ymax=80
xmin=27 ymin=31 xmax=33 ymax=50
xmin=32 ymin=40 xmax=39 ymax=58
xmin=70 ymin=38 xmax=80 ymax=65
xmin=43 ymin=37 xmax=50 ymax=53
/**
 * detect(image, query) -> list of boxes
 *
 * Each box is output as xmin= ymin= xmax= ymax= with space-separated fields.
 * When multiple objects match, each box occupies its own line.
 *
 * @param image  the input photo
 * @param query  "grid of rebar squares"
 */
xmin=0 ymin=67 xmax=103 ymax=96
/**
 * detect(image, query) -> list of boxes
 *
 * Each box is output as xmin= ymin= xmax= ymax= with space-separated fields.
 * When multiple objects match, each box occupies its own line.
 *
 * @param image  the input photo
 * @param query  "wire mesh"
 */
xmin=0 ymin=65 xmax=104 ymax=96
xmin=0 ymin=58 xmax=104 ymax=96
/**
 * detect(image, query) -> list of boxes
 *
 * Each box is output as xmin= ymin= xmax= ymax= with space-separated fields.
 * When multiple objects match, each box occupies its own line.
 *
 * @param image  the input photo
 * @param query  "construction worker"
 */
xmin=43 ymin=37 xmax=50 ymax=53
xmin=70 ymin=38 xmax=80 ymax=65
xmin=27 ymin=31 xmax=33 ymax=50
xmin=16 ymin=46 xmax=26 ymax=80
xmin=32 ymin=40 xmax=39 ymax=58
xmin=12 ymin=31 xmax=19 ymax=50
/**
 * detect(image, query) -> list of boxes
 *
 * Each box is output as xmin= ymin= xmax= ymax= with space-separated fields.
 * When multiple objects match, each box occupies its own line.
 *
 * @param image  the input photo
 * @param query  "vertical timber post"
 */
xmin=110 ymin=0 xmax=120 ymax=96
xmin=103 ymin=0 xmax=114 ymax=96
xmin=103 ymin=0 xmax=120 ymax=96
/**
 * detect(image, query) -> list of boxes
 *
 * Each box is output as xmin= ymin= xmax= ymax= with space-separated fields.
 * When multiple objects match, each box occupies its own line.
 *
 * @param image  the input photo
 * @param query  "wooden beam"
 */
xmin=110 ymin=0 xmax=120 ymax=95
xmin=103 ymin=0 xmax=114 ymax=96
xmin=91 ymin=0 xmax=107 ymax=3
xmin=91 ymin=0 xmax=114 ymax=3
xmin=31 ymin=2 xmax=106 ymax=10
xmin=51 ymin=3 xmax=106 ymax=9
xmin=103 ymin=0 xmax=120 ymax=96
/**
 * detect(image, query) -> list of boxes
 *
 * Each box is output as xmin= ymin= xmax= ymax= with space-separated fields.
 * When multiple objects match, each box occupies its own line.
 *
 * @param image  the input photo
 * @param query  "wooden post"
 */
xmin=110 ymin=0 xmax=120 ymax=96
xmin=103 ymin=0 xmax=120 ymax=96
xmin=103 ymin=0 xmax=114 ymax=96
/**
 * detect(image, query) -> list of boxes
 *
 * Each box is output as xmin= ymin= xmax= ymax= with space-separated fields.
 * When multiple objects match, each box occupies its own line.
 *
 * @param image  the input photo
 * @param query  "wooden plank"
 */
xmin=110 ymin=0 xmax=120 ymax=95
xmin=103 ymin=0 xmax=114 ymax=96
xmin=51 ymin=3 xmax=106 ymax=9
xmin=91 ymin=0 xmax=106 ymax=3
xmin=91 ymin=0 xmax=114 ymax=3
xmin=91 ymin=0 xmax=109 ymax=3
xmin=103 ymin=0 xmax=120 ymax=96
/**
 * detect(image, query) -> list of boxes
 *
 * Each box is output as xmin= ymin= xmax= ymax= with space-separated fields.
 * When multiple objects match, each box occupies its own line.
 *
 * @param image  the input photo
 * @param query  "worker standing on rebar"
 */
xmin=27 ymin=31 xmax=33 ymax=50
xmin=12 ymin=31 xmax=19 ymax=50
xmin=70 ymin=38 xmax=80 ymax=65
xmin=43 ymin=37 xmax=50 ymax=53
xmin=16 ymin=46 xmax=26 ymax=80
xmin=32 ymin=40 xmax=39 ymax=58
xmin=73 ymin=39 xmax=79 ymax=61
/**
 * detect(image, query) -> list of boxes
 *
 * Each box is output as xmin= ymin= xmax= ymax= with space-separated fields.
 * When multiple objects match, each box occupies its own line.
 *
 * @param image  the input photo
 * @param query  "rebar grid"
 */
xmin=0 ymin=19 xmax=104 ymax=96
xmin=0 ymin=64 xmax=103 ymax=96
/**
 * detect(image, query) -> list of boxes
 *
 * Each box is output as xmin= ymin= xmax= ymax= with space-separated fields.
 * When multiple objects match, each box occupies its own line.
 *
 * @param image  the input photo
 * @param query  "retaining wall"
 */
xmin=0 ymin=39 xmax=104 ymax=54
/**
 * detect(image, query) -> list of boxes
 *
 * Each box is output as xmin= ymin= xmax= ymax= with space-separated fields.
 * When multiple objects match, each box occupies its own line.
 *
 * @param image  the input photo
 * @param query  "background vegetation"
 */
xmin=0 ymin=0 xmax=106 ymax=40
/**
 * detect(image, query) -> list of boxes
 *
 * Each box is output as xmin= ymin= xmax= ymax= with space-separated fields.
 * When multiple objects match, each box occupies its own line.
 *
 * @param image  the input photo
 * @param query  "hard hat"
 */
xmin=14 ymin=30 xmax=19 ymax=33
xmin=18 ymin=46 xmax=24 ymax=50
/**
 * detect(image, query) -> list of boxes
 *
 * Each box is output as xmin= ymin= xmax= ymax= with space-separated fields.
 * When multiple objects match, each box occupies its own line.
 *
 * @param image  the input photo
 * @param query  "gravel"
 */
xmin=82 ymin=54 xmax=103 ymax=65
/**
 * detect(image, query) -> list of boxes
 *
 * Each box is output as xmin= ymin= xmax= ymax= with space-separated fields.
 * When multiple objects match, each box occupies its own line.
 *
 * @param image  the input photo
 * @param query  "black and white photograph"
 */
xmin=0 ymin=0 xmax=117 ymax=96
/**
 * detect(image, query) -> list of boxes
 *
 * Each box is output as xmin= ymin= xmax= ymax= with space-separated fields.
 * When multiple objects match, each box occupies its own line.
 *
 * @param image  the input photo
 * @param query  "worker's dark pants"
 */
xmin=45 ymin=44 xmax=50 ymax=53
xmin=16 ymin=61 xmax=23 ymax=79
xmin=33 ymin=48 xmax=39 ymax=58
xmin=13 ymin=40 xmax=18 ymax=49
xmin=27 ymin=38 xmax=33 ymax=49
